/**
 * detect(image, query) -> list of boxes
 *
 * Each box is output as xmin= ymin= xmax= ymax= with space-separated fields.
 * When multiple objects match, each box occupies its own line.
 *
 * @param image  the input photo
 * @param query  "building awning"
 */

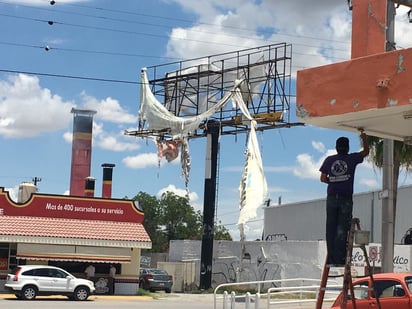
xmin=16 ymin=253 xmax=131 ymax=264
xmin=0 ymin=215 xmax=152 ymax=249
xmin=16 ymin=243 xmax=132 ymax=264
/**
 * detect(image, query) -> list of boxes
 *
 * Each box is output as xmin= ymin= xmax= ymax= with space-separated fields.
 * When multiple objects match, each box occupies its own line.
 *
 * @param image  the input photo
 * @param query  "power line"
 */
xmin=0 ymin=12 xmax=258 ymax=50
xmin=2 ymin=0 xmax=263 ymax=44
xmin=0 ymin=68 xmax=140 ymax=85
xmin=0 ymin=38 xmax=347 ymax=66
xmin=64 ymin=1 xmax=350 ymax=46
xmin=0 ymin=2 xmax=352 ymax=71
xmin=0 ymin=2 xmax=350 ymax=81
xmin=0 ymin=1 xmax=351 ymax=54
xmin=0 ymin=40 xmax=181 ymax=60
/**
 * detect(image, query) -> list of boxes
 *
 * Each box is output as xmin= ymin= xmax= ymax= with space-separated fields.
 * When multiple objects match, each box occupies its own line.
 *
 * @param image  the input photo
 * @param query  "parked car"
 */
xmin=139 ymin=268 xmax=173 ymax=293
xmin=5 ymin=265 xmax=95 ymax=301
xmin=331 ymin=272 xmax=412 ymax=309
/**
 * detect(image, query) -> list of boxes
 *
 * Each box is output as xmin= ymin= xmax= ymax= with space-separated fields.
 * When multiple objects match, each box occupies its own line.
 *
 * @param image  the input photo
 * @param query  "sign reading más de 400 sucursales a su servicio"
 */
xmin=0 ymin=187 xmax=143 ymax=223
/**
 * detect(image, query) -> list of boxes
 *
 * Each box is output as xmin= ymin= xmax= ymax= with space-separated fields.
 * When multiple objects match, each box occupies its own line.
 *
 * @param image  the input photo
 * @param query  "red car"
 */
xmin=331 ymin=273 xmax=412 ymax=309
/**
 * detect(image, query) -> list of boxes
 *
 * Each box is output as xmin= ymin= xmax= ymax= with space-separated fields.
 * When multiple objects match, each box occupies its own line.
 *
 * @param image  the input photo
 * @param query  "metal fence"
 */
xmin=214 ymin=278 xmax=340 ymax=309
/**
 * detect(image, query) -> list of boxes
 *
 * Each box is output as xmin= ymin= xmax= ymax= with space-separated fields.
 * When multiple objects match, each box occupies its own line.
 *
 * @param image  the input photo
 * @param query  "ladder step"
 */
xmin=326 ymin=264 xmax=345 ymax=268
xmin=320 ymin=286 xmax=342 ymax=291
xmin=317 ymin=218 xmax=374 ymax=309
xmin=328 ymin=274 xmax=344 ymax=278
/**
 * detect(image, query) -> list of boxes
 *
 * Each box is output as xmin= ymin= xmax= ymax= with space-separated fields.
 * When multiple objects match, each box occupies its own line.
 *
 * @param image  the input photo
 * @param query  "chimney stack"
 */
xmin=69 ymin=108 xmax=96 ymax=196
xmin=101 ymin=163 xmax=115 ymax=198
xmin=84 ymin=176 xmax=95 ymax=197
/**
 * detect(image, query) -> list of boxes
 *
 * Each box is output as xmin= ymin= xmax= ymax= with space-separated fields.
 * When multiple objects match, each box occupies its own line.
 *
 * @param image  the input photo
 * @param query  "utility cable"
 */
xmin=0 ymin=68 xmax=140 ymax=85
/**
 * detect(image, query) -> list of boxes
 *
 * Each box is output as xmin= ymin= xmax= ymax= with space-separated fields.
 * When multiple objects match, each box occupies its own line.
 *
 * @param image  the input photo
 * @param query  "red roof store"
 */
xmin=0 ymin=187 xmax=151 ymax=295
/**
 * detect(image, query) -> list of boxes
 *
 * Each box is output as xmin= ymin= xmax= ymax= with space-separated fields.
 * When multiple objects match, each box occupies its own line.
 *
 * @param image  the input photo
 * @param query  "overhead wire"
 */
xmin=0 ymin=1 xmax=351 ymax=84
xmin=0 ymin=0 xmax=350 ymax=59
xmin=0 ymin=40 xmax=181 ymax=60
xmin=0 ymin=68 xmax=140 ymax=85
xmin=64 ymin=1 xmax=351 ymax=46
xmin=0 ymin=10 xmax=351 ymax=56
xmin=0 ymin=12 xmax=270 ymax=50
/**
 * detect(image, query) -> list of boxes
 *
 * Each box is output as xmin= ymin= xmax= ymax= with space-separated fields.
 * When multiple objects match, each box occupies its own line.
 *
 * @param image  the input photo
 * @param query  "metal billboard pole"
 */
xmin=381 ymin=0 xmax=396 ymax=273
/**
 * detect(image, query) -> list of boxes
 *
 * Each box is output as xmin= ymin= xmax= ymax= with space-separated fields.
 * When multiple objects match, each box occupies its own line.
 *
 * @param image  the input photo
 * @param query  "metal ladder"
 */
xmin=316 ymin=218 xmax=380 ymax=309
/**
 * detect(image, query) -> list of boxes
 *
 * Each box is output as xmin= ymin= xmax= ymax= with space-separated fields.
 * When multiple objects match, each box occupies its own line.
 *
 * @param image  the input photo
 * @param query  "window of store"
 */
xmin=49 ymin=261 xmax=120 ymax=278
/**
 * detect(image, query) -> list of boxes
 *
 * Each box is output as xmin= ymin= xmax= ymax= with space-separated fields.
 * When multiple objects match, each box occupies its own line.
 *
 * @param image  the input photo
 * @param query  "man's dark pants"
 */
xmin=326 ymin=194 xmax=353 ymax=265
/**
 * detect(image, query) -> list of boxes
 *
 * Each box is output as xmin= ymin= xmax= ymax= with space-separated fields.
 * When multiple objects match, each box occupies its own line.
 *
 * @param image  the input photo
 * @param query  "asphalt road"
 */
xmin=0 ymin=293 xmax=212 ymax=309
xmin=0 ymin=293 xmax=331 ymax=309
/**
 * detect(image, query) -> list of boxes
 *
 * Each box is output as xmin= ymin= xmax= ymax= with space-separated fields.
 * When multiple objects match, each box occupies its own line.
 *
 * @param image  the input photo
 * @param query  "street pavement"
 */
xmin=0 ymin=292 xmax=332 ymax=309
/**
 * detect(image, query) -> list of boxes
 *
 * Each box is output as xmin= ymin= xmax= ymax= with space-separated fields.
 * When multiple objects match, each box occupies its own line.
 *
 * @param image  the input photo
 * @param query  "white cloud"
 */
xmin=166 ymin=0 xmax=351 ymax=72
xmin=395 ymin=6 xmax=412 ymax=49
xmin=157 ymin=184 xmax=201 ymax=210
xmin=62 ymin=120 xmax=139 ymax=152
xmin=63 ymin=131 xmax=73 ymax=143
xmin=312 ymin=141 xmax=326 ymax=153
xmin=92 ymin=122 xmax=139 ymax=152
xmin=293 ymin=153 xmax=322 ymax=179
xmin=0 ymin=74 xmax=73 ymax=138
xmin=95 ymin=133 xmax=140 ymax=152
xmin=81 ymin=93 xmax=137 ymax=124
xmin=122 ymin=152 xmax=161 ymax=169
xmin=293 ymin=143 xmax=338 ymax=179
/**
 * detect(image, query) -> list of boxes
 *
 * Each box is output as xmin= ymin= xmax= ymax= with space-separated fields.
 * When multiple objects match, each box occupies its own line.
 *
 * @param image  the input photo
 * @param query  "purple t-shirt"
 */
xmin=319 ymin=152 xmax=364 ymax=195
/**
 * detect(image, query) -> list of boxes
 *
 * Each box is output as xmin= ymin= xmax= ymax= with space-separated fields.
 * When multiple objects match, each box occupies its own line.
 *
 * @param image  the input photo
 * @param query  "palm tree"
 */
xmin=366 ymin=136 xmax=412 ymax=230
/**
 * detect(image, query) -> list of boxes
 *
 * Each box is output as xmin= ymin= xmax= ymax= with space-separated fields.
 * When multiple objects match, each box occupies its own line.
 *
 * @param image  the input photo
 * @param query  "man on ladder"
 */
xmin=316 ymin=131 xmax=370 ymax=309
xmin=320 ymin=131 xmax=369 ymax=266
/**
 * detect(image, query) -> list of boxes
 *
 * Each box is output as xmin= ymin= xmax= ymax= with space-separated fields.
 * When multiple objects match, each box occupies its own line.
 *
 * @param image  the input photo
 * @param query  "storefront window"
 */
xmin=49 ymin=261 xmax=120 ymax=278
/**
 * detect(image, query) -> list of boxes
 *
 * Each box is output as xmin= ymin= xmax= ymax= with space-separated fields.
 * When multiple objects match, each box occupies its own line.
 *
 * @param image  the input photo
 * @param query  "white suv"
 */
xmin=5 ymin=265 xmax=95 ymax=301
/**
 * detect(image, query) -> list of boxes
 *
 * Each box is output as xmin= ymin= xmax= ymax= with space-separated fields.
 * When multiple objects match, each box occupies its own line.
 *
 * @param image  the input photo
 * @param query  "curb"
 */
xmin=0 ymin=293 xmax=153 ymax=300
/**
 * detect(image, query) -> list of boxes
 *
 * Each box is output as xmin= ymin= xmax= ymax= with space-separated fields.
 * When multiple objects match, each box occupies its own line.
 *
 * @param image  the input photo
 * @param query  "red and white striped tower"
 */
xmin=84 ymin=176 xmax=95 ymax=197
xmin=101 ymin=163 xmax=115 ymax=198
xmin=69 ymin=108 xmax=96 ymax=196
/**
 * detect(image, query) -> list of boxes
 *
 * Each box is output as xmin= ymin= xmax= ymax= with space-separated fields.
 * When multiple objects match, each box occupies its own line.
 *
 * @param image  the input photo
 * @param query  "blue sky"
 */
xmin=1 ymin=0 xmax=412 ymax=240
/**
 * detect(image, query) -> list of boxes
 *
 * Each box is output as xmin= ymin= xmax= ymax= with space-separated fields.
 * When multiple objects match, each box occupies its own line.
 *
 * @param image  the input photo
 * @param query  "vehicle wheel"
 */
xmin=21 ymin=285 xmax=37 ymax=300
xmin=165 ymin=288 xmax=171 ymax=293
xmin=73 ymin=286 xmax=90 ymax=301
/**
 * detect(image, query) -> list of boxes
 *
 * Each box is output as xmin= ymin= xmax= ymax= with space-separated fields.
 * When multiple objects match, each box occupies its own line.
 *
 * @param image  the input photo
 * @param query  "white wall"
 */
xmin=264 ymin=185 xmax=412 ymax=244
xmin=168 ymin=240 xmax=412 ymax=288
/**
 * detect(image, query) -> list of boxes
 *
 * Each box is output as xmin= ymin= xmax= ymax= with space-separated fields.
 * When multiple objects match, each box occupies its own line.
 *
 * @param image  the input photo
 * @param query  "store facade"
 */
xmin=0 ymin=187 xmax=151 ymax=295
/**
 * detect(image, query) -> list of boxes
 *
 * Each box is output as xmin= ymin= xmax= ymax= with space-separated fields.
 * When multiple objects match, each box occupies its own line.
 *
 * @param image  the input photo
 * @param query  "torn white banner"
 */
xmin=238 ymin=122 xmax=268 ymax=225
xmin=232 ymin=88 xmax=268 ymax=225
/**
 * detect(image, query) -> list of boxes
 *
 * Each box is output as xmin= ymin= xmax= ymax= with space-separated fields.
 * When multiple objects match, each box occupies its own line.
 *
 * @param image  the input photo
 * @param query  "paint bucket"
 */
xmin=354 ymin=230 xmax=370 ymax=245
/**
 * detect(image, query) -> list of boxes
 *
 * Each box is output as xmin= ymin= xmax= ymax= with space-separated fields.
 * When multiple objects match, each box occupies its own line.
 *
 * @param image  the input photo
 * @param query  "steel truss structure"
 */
xmin=126 ymin=43 xmax=301 ymax=139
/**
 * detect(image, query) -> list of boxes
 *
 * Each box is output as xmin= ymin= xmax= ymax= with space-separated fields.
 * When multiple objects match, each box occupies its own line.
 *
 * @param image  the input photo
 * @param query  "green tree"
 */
xmin=132 ymin=192 xmax=165 ymax=252
xmin=159 ymin=191 xmax=202 ymax=242
xmin=366 ymin=136 xmax=412 ymax=232
xmin=213 ymin=220 xmax=232 ymax=240
xmin=132 ymin=191 xmax=232 ymax=252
